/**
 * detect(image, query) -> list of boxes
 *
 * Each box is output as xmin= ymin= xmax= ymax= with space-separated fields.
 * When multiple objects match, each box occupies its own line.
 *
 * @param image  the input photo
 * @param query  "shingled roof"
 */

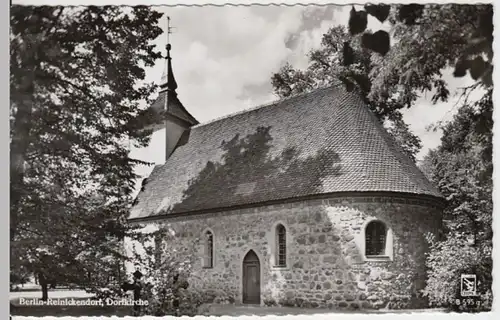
xmin=150 ymin=89 xmax=199 ymax=126
xmin=142 ymin=43 xmax=199 ymax=132
xmin=129 ymin=85 xmax=442 ymax=221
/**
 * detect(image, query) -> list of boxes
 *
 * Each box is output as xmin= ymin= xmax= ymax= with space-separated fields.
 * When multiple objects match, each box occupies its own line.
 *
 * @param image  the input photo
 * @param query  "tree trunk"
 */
xmin=133 ymin=283 xmax=141 ymax=314
xmin=41 ymin=283 xmax=48 ymax=301
xmin=38 ymin=272 xmax=49 ymax=301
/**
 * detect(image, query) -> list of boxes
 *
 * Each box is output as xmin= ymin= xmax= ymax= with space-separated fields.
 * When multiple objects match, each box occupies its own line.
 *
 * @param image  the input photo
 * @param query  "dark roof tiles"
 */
xmin=129 ymin=85 xmax=441 ymax=220
xmin=150 ymin=90 xmax=199 ymax=125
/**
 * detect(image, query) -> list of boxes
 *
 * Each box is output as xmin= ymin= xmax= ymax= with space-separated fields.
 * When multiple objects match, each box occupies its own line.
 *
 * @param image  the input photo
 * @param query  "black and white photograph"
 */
xmin=9 ymin=1 xmax=496 ymax=318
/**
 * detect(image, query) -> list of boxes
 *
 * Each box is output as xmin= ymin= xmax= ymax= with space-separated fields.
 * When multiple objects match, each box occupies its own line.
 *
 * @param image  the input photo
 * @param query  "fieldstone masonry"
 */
xmin=147 ymin=195 xmax=442 ymax=310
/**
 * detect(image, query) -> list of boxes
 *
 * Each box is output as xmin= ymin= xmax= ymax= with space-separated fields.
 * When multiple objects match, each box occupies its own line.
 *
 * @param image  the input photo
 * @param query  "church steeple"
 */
xmin=139 ymin=16 xmax=198 ymax=143
xmin=152 ymin=17 xmax=198 ymax=163
xmin=159 ymin=17 xmax=178 ymax=94
xmin=160 ymin=49 xmax=178 ymax=95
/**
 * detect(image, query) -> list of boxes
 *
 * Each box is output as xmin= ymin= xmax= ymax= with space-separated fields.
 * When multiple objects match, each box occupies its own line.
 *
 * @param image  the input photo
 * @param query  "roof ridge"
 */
xmin=191 ymin=83 xmax=344 ymax=130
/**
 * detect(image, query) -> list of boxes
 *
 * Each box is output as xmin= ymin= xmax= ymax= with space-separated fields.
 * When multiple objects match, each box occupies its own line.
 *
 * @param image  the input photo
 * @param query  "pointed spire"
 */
xmin=159 ymin=17 xmax=177 ymax=94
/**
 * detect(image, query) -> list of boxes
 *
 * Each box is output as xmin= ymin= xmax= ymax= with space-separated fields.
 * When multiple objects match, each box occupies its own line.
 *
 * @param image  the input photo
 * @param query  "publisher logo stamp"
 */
xmin=461 ymin=274 xmax=477 ymax=297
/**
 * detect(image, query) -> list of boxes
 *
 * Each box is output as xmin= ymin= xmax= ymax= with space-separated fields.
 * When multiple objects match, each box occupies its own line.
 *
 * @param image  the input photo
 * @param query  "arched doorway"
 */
xmin=242 ymin=250 xmax=261 ymax=304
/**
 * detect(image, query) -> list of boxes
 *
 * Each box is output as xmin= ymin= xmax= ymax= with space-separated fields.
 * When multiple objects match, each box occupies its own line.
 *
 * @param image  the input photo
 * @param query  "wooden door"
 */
xmin=242 ymin=250 xmax=260 ymax=304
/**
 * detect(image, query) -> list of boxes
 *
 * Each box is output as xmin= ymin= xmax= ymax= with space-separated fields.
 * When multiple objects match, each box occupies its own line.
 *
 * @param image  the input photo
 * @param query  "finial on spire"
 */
xmin=165 ymin=16 xmax=174 ymax=58
xmin=160 ymin=16 xmax=177 ymax=92
xmin=166 ymin=43 xmax=171 ymax=58
xmin=167 ymin=16 xmax=173 ymax=45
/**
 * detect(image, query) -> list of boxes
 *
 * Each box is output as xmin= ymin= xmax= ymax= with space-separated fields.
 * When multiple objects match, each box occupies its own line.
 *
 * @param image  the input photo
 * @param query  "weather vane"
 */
xmin=166 ymin=16 xmax=176 ymax=45
xmin=161 ymin=16 xmax=176 ymax=84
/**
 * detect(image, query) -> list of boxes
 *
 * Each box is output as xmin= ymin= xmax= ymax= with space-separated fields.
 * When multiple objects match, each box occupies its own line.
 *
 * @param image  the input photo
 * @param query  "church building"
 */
xmin=128 ymin=43 xmax=444 ymax=310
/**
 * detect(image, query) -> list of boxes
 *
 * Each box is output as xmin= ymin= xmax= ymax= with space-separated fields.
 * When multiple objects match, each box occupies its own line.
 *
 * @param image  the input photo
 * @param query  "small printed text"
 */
xmin=18 ymin=297 xmax=149 ymax=307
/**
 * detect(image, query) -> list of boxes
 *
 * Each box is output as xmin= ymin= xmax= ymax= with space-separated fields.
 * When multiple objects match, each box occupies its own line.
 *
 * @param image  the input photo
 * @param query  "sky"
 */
xmin=129 ymin=4 xmax=485 ymax=195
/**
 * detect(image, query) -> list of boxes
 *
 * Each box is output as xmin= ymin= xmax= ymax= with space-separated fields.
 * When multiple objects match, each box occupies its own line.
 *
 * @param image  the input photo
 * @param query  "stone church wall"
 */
xmin=150 ymin=195 xmax=442 ymax=310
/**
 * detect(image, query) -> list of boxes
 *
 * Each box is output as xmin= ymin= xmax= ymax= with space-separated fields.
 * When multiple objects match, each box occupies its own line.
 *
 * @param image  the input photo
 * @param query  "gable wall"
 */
xmin=147 ymin=195 xmax=441 ymax=310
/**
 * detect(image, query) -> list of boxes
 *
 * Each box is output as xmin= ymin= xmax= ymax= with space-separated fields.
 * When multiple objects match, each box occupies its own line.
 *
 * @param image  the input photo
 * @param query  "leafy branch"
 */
xmin=345 ymin=4 xmax=493 ymax=89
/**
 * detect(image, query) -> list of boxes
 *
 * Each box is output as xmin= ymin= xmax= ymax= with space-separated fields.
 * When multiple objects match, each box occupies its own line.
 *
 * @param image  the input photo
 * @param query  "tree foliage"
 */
xmin=346 ymin=4 xmax=493 ymax=106
xmin=274 ymin=4 xmax=493 ymax=164
xmin=422 ymin=89 xmax=492 ymax=311
xmin=271 ymin=25 xmax=422 ymax=161
xmin=346 ymin=4 xmax=494 ymax=310
xmin=10 ymin=5 xmax=164 ymax=299
xmin=279 ymin=4 xmax=494 ymax=310
xmin=11 ymin=193 xmax=131 ymax=300
xmin=129 ymin=227 xmax=206 ymax=316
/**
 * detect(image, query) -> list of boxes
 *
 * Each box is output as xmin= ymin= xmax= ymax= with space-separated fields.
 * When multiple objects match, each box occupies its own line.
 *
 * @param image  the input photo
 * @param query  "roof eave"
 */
xmin=128 ymin=190 xmax=445 ymax=223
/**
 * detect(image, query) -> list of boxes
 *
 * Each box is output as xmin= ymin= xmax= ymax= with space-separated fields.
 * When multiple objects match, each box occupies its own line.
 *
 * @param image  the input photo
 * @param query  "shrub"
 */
xmin=92 ymin=286 xmax=128 ymax=301
xmin=213 ymin=293 xmax=236 ymax=305
xmin=129 ymin=226 xmax=205 ymax=316
xmin=189 ymin=282 xmax=237 ymax=305
xmin=263 ymin=297 xmax=278 ymax=306
xmin=421 ymin=94 xmax=493 ymax=313
xmin=423 ymin=234 xmax=492 ymax=312
xmin=277 ymin=297 xmax=296 ymax=307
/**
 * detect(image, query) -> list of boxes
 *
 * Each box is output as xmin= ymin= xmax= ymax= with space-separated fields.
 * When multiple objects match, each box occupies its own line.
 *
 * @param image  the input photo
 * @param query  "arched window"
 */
xmin=365 ymin=221 xmax=387 ymax=256
xmin=154 ymin=232 xmax=162 ymax=268
xmin=203 ymin=230 xmax=214 ymax=268
xmin=276 ymin=224 xmax=287 ymax=267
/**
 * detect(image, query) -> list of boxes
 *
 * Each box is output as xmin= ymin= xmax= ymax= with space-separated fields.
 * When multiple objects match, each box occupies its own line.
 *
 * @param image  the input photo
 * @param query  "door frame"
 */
xmin=240 ymin=248 xmax=263 ymax=305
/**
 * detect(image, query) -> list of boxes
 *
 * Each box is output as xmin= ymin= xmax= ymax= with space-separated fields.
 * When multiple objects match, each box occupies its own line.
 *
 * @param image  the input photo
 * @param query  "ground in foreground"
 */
xmin=10 ymin=290 xmax=447 ymax=317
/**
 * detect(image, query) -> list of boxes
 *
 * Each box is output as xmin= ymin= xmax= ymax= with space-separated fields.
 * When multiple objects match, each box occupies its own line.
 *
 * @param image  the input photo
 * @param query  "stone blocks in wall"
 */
xmin=147 ymin=195 xmax=441 ymax=310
